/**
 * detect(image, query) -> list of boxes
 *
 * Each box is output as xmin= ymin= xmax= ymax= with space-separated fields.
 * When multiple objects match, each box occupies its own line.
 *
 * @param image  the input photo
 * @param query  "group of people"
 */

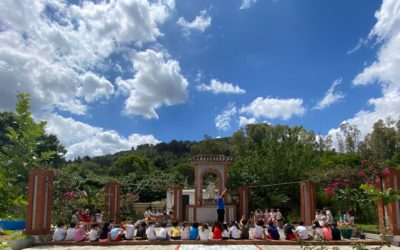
xmin=52 ymin=196 xmax=350 ymax=243
xmin=52 ymin=216 xmax=276 ymax=242
xmin=143 ymin=207 xmax=173 ymax=226
xmin=283 ymin=220 xmax=342 ymax=241
xmin=252 ymin=208 xmax=284 ymax=228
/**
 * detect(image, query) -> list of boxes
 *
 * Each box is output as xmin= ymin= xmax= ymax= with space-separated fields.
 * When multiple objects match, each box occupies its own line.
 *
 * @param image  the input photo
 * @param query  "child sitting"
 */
xmin=253 ymin=220 xmax=264 ymax=240
xmin=169 ymin=221 xmax=181 ymax=240
xmin=265 ymin=221 xmax=280 ymax=240
xmin=200 ymin=223 xmax=210 ymax=241
xmin=110 ymin=224 xmax=123 ymax=241
xmin=229 ymin=221 xmax=241 ymax=240
xmin=222 ymin=223 xmax=229 ymax=240
xmin=157 ymin=222 xmax=169 ymax=241
xmin=88 ymin=223 xmax=99 ymax=242
xmin=134 ymin=221 xmax=147 ymax=240
xmin=212 ymin=221 xmax=222 ymax=240
xmin=99 ymin=223 xmax=111 ymax=243
xmin=65 ymin=222 xmax=76 ymax=241
xmin=146 ymin=221 xmax=157 ymax=240
xmin=180 ymin=221 xmax=190 ymax=240
xmin=190 ymin=222 xmax=199 ymax=240
xmin=74 ymin=222 xmax=86 ymax=242
xmin=53 ymin=222 xmax=66 ymax=241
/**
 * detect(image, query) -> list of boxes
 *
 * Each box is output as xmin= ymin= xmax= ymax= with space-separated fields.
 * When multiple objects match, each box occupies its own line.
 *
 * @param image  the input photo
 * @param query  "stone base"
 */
xmin=187 ymin=205 xmax=236 ymax=223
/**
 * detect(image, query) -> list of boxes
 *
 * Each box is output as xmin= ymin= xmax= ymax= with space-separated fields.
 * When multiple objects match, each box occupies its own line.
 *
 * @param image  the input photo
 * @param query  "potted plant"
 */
xmin=338 ymin=223 xmax=353 ymax=239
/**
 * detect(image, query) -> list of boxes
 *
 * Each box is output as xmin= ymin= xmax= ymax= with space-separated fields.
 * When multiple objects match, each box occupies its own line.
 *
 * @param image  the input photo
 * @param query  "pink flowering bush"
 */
xmin=323 ymin=160 xmax=391 ymax=215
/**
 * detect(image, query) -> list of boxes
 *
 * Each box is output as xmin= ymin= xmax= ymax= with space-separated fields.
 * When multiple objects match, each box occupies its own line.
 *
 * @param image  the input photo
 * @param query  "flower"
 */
xmin=325 ymin=187 xmax=335 ymax=197
xmin=361 ymin=159 xmax=367 ymax=166
xmin=357 ymin=171 xmax=364 ymax=177
xmin=382 ymin=168 xmax=390 ymax=177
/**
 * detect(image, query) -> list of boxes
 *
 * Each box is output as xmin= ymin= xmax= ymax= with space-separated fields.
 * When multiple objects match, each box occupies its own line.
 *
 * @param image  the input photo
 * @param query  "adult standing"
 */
xmin=217 ymin=188 xmax=228 ymax=223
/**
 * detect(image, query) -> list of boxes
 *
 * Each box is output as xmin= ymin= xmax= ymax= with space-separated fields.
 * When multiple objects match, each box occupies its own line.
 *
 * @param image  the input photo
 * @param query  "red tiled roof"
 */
xmin=189 ymin=154 xmax=232 ymax=163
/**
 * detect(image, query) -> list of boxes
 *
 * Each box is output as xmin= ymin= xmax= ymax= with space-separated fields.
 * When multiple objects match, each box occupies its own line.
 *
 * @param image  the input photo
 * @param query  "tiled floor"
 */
xmin=27 ymin=245 xmax=399 ymax=250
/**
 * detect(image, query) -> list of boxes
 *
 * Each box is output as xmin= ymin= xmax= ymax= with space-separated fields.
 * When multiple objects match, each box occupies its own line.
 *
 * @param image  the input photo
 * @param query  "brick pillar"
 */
xmin=25 ymin=169 xmax=54 ymax=235
xmin=300 ymin=181 xmax=316 ymax=226
xmin=377 ymin=169 xmax=400 ymax=235
xmin=104 ymin=182 xmax=121 ymax=223
xmin=172 ymin=186 xmax=183 ymax=222
xmin=239 ymin=187 xmax=250 ymax=220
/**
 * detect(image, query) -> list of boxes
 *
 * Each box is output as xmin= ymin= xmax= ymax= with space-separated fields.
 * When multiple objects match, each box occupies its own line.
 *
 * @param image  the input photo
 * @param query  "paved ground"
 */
xmin=26 ymin=245 xmax=399 ymax=250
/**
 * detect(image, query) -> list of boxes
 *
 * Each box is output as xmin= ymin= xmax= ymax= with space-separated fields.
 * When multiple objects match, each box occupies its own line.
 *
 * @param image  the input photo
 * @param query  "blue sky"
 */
xmin=1 ymin=0 xmax=399 ymax=158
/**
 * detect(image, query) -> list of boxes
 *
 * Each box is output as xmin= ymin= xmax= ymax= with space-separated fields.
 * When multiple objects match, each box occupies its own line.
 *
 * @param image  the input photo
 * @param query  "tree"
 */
xmin=173 ymin=163 xmax=195 ymax=187
xmin=361 ymin=119 xmax=398 ymax=162
xmin=228 ymin=123 xmax=320 ymax=210
xmin=337 ymin=123 xmax=361 ymax=154
xmin=110 ymin=154 xmax=150 ymax=176
xmin=0 ymin=92 xmax=60 ymax=217
xmin=0 ymin=93 xmax=56 ymax=179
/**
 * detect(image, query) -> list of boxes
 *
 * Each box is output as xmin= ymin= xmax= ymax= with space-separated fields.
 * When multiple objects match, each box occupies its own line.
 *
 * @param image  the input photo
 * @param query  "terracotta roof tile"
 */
xmin=189 ymin=154 xmax=232 ymax=163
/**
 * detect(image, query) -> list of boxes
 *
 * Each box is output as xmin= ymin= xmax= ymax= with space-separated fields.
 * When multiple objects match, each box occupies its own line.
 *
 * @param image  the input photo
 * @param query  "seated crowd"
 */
xmin=52 ymin=207 xmax=349 ymax=242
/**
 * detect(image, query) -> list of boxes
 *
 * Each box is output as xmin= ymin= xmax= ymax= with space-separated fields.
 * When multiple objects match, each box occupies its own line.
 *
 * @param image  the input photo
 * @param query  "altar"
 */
xmin=169 ymin=155 xmax=238 ymax=223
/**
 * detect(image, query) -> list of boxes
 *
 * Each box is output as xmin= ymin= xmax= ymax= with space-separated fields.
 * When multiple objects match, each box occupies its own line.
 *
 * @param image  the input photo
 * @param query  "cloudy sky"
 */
xmin=0 ymin=0 xmax=399 ymax=159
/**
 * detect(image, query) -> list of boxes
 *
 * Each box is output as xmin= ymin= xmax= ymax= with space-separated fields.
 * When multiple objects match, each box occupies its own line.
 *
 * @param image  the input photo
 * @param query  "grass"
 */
xmin=0 ymin=230 xmax=29 ymax=242
xmin=356 ymin=223 xmax=380 ymax=234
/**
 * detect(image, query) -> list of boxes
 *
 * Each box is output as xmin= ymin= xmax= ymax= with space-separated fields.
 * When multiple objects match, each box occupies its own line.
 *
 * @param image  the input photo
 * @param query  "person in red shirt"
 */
xmin=212 ymin=221 xmax=222 ymax=240
xmin=81 ymin=209 xmax=91 ymax=231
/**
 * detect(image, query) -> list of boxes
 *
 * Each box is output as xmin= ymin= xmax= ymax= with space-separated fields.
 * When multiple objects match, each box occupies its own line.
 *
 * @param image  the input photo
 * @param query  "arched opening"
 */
xmin=202 ymin=172 xmax=220 ymax=205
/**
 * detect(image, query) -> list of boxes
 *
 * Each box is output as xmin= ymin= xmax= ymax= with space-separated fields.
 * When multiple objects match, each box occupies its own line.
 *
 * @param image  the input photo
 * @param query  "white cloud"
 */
xmin=0 ymin=0 xmax=174 ymax=115
xmin=239 ymin=116 xmax=256 ymax=127
xmin=328 ymin=0 xmax=400 ymax=144
xmin=239 ymin=0 xmax=257 ymax=10
xmin=116 ymin=49 xmax=189 ymax=119
xmin=240 ymin=97 xmax=306 ymax=120
xmin=177 ymin=10 xmax=211 ymax=34
xmin=43 ymin=113 xmax=160 ymax=159
xmin=78 ymin=72 xmax=114 ymax=103
xmin=197 ymin=79 xmax=246 ymax=95
xmin=215 ymin=103 xmax=237 ymax=131
xmin=314 ymin=78 xmax=345 ymax=110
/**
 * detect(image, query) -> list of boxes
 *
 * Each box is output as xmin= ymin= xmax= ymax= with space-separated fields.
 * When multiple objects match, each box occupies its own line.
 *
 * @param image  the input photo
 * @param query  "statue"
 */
xmin=206 ymin=181 xmax=216 ymax=199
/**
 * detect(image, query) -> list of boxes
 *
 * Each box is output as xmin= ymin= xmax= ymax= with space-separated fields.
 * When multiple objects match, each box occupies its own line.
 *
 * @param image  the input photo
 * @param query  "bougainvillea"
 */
xmin=324 ymin=160 xmax=389 ymax=198
xmin=321 ymin=160 xmax=394 ymax=218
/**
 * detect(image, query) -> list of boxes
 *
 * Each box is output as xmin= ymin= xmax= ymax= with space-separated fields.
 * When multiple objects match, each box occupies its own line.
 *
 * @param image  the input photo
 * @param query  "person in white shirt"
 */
xmin=124 ymin=220 xmax=135 ymax=240
xmin=276 ymin=209 xmax=284 ymax=228
xmin=180 ymin=221 xmax=190 ymax=240
xmin=95 ymin=211 xmax=103 ymax=224
xmin=146 ymin=221 xmax=157 ymax=240
xmin=311 ymin=221 xmax=323 ymax=240
xmin=53 ymin=222 xmax=66 ymax=241
xmin=65 ymin=222 xmax=76 ymax=241
xmin=200 ymin=223 xmax=210 ymax=240
xmin=295 ymin=221 xmax=310 ymax=240
xmin=88 ymin=224 xmax=99 ymax=242
xmin=253 ymin=220 xmax=264 ymax=240
xmin=229 ymin=221 xmax=241 ymax=239
xmin=157 ymin=222 xmax=169 ymax=241
xmin=319 ymin=210 xmax=327 ymax=227
xmin=222 ymin=223 xmax=229 ymax=240
xmin=325 ymin=209 xmax=334 ymax=226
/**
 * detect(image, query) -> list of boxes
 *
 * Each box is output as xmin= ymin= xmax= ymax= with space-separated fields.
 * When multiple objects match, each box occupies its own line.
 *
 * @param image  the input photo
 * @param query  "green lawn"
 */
xmin=356 ymin=223 xmax=379 ymax=234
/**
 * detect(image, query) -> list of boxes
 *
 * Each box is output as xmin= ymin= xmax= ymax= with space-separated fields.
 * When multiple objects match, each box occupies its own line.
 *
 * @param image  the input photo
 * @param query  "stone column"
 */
xmin=172 ymin=186 xmax=183 ymax=222
xmin=25 ymin=169 xmax=54 ymax=235
xmin=239 ymin=187 xmax=250 ymax=220
xmin=104 ymin=182 xmax=121 ymax=223
xmin=300 ymin=181 xmax=316 ymax=226
xmin=378 ymin=169 xmax=400 ymax=235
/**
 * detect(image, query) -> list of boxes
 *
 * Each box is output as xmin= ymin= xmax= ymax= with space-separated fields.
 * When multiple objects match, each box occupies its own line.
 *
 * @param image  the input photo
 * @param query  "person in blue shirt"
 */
xmin=266 ymin=221 xmax=280 ymax=240
xmin=217 ymin=188 xmax=228 ymax=223
xmin=190 ymin=222 xmax=199 ymax=240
